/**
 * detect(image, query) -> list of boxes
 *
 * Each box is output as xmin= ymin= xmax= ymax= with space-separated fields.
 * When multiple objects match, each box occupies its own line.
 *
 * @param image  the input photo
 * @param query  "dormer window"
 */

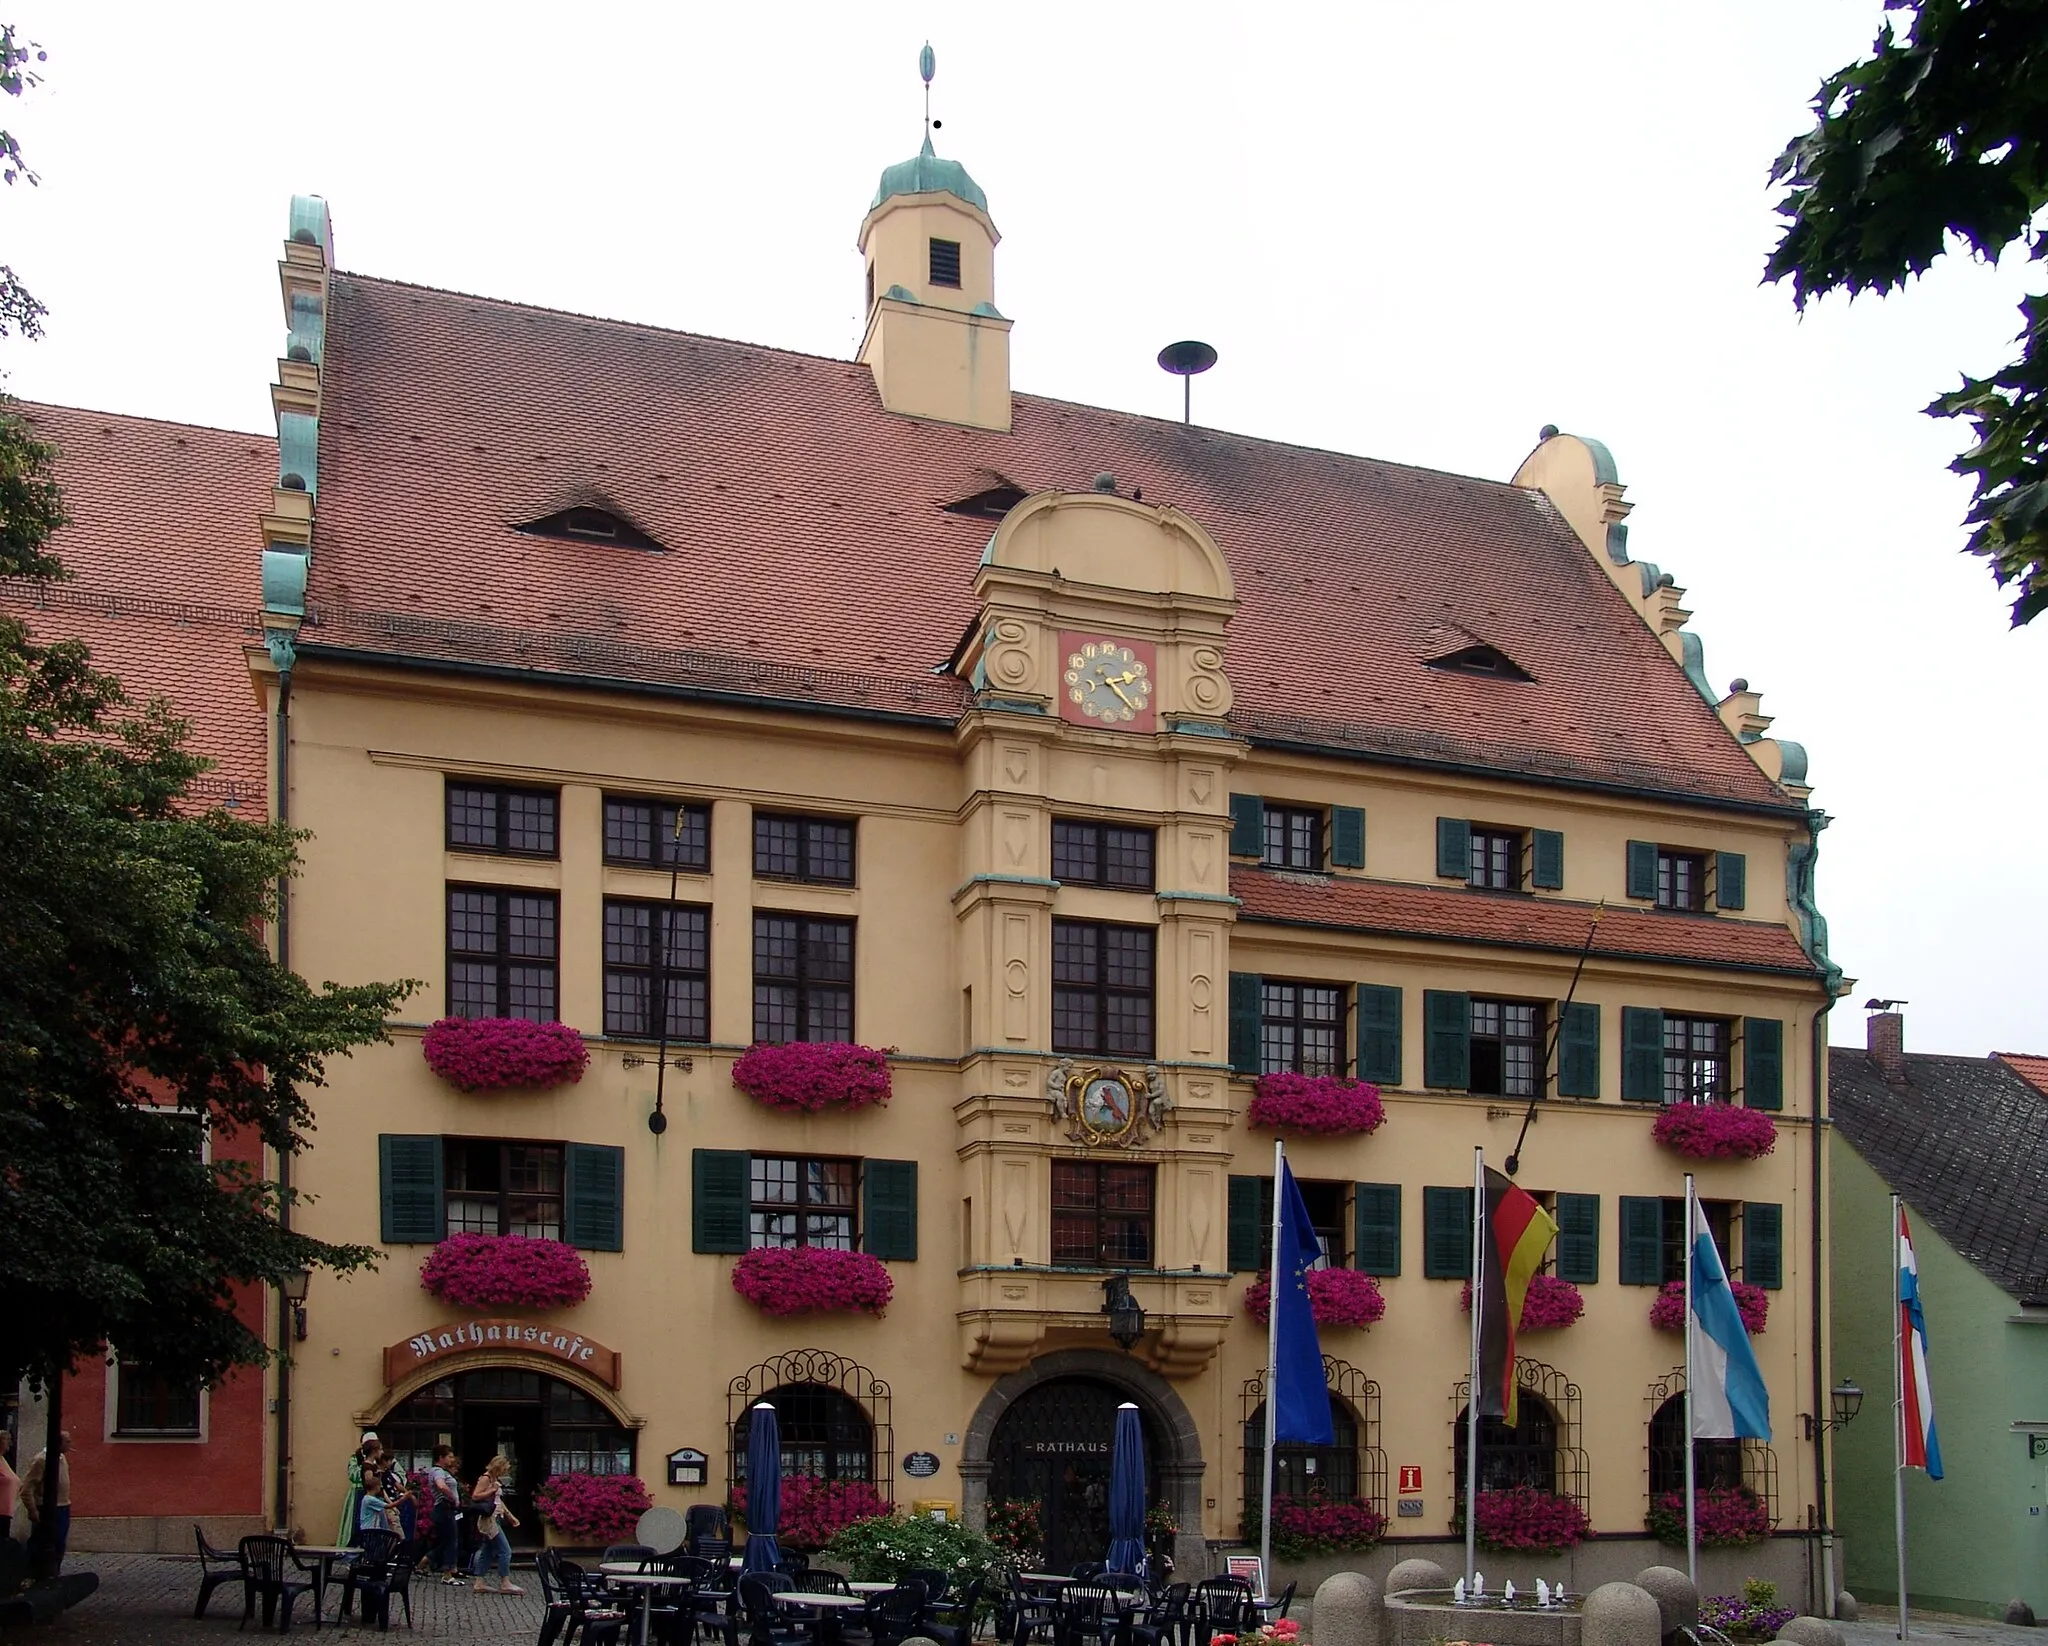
xmin=944 ymin=484 xmax=1026 ymax=520
xmin=516 ymin=506 xmax=665 ymax=553
xmin=929 ymin=238 xmax=962 ymax=288
xmin=1426 ymin=643 xmax=1534 ymax=682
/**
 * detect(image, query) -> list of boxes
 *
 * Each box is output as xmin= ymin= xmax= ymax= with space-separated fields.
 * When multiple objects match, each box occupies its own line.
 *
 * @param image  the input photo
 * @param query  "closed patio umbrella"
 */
xmin=741 ymin=1401 xmax=784 ymax=1574
xmin=1105 ymin=1402 xmax=1147 ymax=1575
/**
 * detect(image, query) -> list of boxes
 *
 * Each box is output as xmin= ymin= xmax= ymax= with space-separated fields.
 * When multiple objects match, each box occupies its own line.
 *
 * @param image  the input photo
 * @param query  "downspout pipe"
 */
xmin=1812 ymin=993 xmax=1835 ymax=1615
xmin=271 ymin=660 xmax=293 ymax=1534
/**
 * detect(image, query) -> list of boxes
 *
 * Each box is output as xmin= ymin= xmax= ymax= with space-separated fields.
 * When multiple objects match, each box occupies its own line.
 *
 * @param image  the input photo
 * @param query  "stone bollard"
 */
xmin=2007 ymin=1601 xmax=2037 ymax=1628
xmin=1314 ymin=1570 xmax=1381 ymax=1646
xmin=1774 ymin=1619 xmax=1847 ymax=1646
xmin=1632 ymin=1566 xmax=1700 ymax=1639
xmin=1382 ymin=1558 xmax=1449 ymax=1597
xmin=1582 ymin=1582 xmax=1663 ymax=1646
xmin=1834 ymin=1595 xmax=1859 ymax=1623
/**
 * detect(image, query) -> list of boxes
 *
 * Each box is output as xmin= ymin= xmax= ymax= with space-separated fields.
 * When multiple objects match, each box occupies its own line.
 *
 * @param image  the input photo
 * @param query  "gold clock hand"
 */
xmin=1106 ymin=677 xmax=1137 ymax=708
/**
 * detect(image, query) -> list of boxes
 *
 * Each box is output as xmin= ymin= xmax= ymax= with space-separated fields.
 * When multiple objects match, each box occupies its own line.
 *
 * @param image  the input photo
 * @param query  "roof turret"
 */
xmin=872 ymin=131 xmax=988 ymax=215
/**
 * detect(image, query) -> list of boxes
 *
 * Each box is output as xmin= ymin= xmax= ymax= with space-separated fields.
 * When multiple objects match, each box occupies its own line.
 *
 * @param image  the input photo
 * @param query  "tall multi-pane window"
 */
xmin=1261 ymin=806 xmax=1323 ymax=870
xmin=1663 ymin=1015 xmax=1729 ymax=1103
xmin=113 ymin=1359 xmax=202 ymax=1437
xmin=602 ymin=899 xmax=710 ymax=1041
xmin=1052 ymin=920 xmax=1155 ymax=1058
xmin=549 ymin=1384 xmax=633 ymax=1477
xmin=1259 ymin=981 xmax=1344 ymax=1077
xmin=753 ymin=914 xmax=855 ymax=1043
xmin=1657 ymin=849 xmax=1708 ymax=911
xmin=1051 ymin=1160 xmax=1156 ymax=1267
xmin=447 ymin=887 xmax=558 ymax=1021
xmin=444 ymin=1139 xmax=566 ymax=1239
xmin=1659 ymin=1198 xmax=1735 ymax=1282
xmin=1469 ymin=827 xmax=1524 ymax=891
xmin=1051 ymin=820 xmax=1155 ymax=891
xmin=754 ymin=815 xmax=856 ymax=885
xmin=1471 ymin=999 xmax=1543 ymax=1097
xmin=603 ymin=797 xmax=710 ymax=870
xmin=446 ymin=783 xmax=558 ymax=858
xmin=748 ymin=1156 xmax=857 ymax=1249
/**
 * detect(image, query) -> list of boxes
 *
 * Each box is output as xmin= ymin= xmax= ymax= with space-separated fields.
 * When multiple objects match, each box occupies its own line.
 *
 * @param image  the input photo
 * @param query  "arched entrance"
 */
xmin=379 ymin=1368 xmax=635 ymax=1545
xmin=962 ymin=1350 xmax=1206 ymax=1576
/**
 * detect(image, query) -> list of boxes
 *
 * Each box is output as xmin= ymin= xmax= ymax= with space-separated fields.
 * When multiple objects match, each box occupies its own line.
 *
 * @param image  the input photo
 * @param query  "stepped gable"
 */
xmin=0 ymin=403 xmax=273 ymax=807
xmin=306 ymin=273 xmax=1793 ymax=809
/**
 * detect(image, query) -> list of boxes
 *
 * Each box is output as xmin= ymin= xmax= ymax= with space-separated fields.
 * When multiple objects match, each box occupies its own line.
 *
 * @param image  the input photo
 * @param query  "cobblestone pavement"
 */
xmin=1840 ymin=1607 xmax=2042 ymax=1646
xmin=33 ymin=1552 xmax=546 ymax=1644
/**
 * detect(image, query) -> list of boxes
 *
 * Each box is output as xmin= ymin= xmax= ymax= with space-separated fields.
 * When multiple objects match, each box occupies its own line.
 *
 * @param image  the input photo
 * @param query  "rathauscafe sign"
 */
xmin=384 ymin=1320 xmax=621 ymax=1389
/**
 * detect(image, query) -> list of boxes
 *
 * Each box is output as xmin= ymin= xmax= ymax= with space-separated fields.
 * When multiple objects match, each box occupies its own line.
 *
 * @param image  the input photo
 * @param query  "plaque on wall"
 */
xmin=903 ymin=1451 xmax=942 ymax=1479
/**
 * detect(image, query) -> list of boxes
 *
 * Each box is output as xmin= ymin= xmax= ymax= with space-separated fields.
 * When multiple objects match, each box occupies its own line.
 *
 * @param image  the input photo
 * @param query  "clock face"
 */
xmin=1063 ymin=640 xmax=1154 ymax=726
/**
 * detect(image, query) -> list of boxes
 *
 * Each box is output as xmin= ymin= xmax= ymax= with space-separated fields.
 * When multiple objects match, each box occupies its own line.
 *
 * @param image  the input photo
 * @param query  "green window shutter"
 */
xmin=863 ymin=1159 xmax=919 ymax=1261
xmin=1619 ymin=1195 xmax=1665 ymax=1285
xmin=1531 ymin=829 xmax=1565 ymax=890
xmin=1423 ymin=1186 xmax=1475 ymax=1279
xmin=1554 ymin=1193 xmax=1600 ymax=1283
xmin=1423 ymin=990 xmax=1471 ymax=1089
xmin=1745 ymin=1202 xmax=1783 ymax=1290
xmin=1354 ymin=1183 xmax=1401 ymax=1276
xmin=1715 ymin=852 xmax=1747 ymax=911
xmin=1229 ymin=973 xmax=1264 ymax=1075
xmin=1356 ymin=984 xmax=1402 ymax=1086
xmin=1743 ymin=1018 xmax=1784 ymax=1111
xmin=1229 ymin=794 xmax=1265 ymax=858
xmin=1228 ymin=1175 xmax=1266 ymax=1273
xmin=1330 ymin=807 xmax=1365 ymax=869
xmin=1436 ymin=817 xmax=1471 ymax=879
xmin=564 ymin=1143 xmax=625 ymax=1251
xmin=1626 ymin=840 xmax=1658 ymax=901
xmin=1558 ymin=1002 xmax=1601 ymax=1099
xmin=692 ymin=1149 xmax=751 ymax=1254
xmin=379 ymin=1134 xmax=444 ymax=1245
xmin=1621 ymin=1006 xmax=1665 ymax=1102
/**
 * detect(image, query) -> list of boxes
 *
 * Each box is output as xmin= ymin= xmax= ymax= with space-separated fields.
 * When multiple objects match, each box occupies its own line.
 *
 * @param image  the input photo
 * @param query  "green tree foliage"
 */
xmin=1765 ymin=0 xmax=2048 ymax=625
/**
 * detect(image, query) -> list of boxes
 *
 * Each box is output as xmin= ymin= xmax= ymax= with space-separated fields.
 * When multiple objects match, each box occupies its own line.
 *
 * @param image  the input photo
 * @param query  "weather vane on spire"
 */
xmin=920 ymin=42 xmax=939 ymax=151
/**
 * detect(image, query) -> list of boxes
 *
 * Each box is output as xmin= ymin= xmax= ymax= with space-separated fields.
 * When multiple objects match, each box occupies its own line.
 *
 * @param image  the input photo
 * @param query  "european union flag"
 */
xmin=1272 ymin=1160 xmax=1333 ymax=1444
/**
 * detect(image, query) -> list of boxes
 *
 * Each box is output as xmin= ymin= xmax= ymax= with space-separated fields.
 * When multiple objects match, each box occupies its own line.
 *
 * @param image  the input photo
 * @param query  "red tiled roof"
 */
xmin=307 ymin=275 xmax=1794 ymax=810
xmin=1995 ymin=1053 xmax=2048 ymax=1098
xmin=0 ymin=403 xmax=273 ymax=804
xmin=1231 ymin=865 xmax=1820 ymax=976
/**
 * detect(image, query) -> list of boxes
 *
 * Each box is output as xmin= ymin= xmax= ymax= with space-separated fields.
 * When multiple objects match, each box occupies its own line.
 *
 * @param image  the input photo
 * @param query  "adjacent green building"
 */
xmin=1830 ymin=1012 xmax=2048 ymax=1620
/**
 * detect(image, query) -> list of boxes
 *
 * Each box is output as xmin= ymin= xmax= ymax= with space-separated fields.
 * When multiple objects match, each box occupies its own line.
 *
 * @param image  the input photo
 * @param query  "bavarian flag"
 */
xmin=1478 ymin=1166 xmax=1557 ymax=1426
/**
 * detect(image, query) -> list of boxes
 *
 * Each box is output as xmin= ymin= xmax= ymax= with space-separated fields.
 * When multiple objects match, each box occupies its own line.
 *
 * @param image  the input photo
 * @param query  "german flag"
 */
xmin=1477 ymin=1166 xmax=1557 ymax=1426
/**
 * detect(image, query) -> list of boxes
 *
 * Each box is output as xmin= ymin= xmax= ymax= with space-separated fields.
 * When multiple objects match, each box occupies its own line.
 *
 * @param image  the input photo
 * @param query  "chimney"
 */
xmin=1867 ymin=1011 xmax=1906 ymax=1083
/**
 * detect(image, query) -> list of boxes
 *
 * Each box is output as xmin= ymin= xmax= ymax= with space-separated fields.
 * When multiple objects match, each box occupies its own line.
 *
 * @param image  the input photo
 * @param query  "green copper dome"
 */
xmin=872 ymin=133 xmax=988 ymax=215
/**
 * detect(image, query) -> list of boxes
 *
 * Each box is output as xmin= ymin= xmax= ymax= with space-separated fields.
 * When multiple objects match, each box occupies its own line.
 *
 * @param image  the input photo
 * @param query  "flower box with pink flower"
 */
xmin=1651 ymin=1103 xmax=1778 ymax=1161
xmin=1245 ymin=1073 xmax=1386 ymax=1137
xmin=1650 ymin=1278 xmax=1769 ymax=1334
xmin=732 ymin=1245 xmax=893 ymax=1317
xmin=731 ymin=1041 xmax=893 ymax=1114
xmin=420 ymin=1233 xmax=593 ymax=1311
xmin=1458 ymin=1272 xmax=1585 ymax=1331
xmin=421 ymin=1016 xmax=590 ymax=1092
xmin=1244 ymin=1268 xmax=1386 ymax=1329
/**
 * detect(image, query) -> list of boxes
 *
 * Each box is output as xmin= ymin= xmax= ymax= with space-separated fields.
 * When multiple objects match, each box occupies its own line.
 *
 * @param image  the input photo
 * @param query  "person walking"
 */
xmin=428 ymin=1446 xmax=463 ymax=1583
xmin=20 ymin=1432 xmax=69 ymax=1573
xmin=467 ymin=1455 xmax=521 ymax=1595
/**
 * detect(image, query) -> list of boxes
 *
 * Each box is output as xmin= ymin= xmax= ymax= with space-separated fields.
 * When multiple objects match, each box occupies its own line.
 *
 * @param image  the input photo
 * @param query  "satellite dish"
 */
xmin=637 ymin=1505 xmax=688 ymax=1554
xmin=1156 ymin=341 xmax=1218 ymax=423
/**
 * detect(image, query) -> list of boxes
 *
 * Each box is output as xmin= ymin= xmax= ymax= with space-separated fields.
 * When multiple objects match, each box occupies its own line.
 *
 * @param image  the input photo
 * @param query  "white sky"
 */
xmin=12 ymin=2 xmax=2046 ymax=1057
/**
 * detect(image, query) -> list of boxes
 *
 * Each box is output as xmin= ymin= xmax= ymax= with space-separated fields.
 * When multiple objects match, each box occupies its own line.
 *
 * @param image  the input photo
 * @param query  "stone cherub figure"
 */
xmin=1045 ymin=1057 xmax=1076 ymax=1120
xmin=1143 ymin=1065 xmax=1172 ymax=1131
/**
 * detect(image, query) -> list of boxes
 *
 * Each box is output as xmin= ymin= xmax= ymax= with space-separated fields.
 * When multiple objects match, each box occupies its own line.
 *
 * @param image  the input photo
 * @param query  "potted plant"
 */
xmin=731 ymin=1042 xmax=893 ymax=1113
xmin=1243 ymin=1268 xmax=1386 ymax=1329
xmin=1245 ymin=1073 xmax=1386 ymax=1137
xmin=1650 ymin=1279 xmax=1769 ymax=1333
xmin=421 ymin=1016 xmax=590 ymax=1092
xmin=1651 ymin=1104 xmax=1778 ymax=1161
xmin=731 ymin=1246 xmax=893 ymax=1317
xmin=1458 ymin=1485 xmax=1591 ymax=1553
xmin=419 ymin=1233 xmax=593 ymax=1310
xmin=1647 ymin=1486 xmax=1772 ymax=1548
xmin=1240 ymin=1487 xmax=1388 ymax=1560
xmin=1702 ymin=1581 xmax=1798 ymax=1641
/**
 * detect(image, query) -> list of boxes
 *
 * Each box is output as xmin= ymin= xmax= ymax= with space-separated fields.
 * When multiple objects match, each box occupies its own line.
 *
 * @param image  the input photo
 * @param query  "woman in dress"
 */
xmin=337 ymin=1432 xmax=378 ymax=1546
xmin=467 ymin=1454 xmax=521 ymax=1595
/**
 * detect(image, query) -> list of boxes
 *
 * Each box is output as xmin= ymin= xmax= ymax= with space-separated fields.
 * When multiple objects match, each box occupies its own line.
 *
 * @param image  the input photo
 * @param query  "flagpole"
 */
xmin=1464 ymin=1146 xmax=1484 ymax=1589
xmin=1260 ymin=1138 xmax=1284 ymax=1601
xmin=1893 ymin=1194 xmax=1908 ymax=1641
xmin=1684 ymin=1174 xmax=1698 ymax=1589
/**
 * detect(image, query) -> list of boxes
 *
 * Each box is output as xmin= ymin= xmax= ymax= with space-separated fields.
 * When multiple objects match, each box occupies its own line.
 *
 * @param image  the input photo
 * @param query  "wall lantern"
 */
xmin=667 ymin=1447 xmax=709 ymax=1488
xmin=1804 ymin=1377 xmax=1864 ymax=1439
xmin=1102 ymin=1275 xmax=1145 ymax=1352
xmin=280 ymin=1268 xmax=312 ymax=1342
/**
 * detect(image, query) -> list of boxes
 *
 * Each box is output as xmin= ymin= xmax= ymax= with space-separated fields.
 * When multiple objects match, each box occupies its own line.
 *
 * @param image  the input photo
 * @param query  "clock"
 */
xmin=1058 ymin=635 xmax=1157 ymax=731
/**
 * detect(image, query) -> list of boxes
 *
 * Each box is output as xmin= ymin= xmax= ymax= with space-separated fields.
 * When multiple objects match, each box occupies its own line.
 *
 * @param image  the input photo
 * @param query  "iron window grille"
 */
xmin=603 ymin=796 xmax=710 ymax=871
xmin=928 ymin=238 xmax=963 ymax=287
xmin=1241 ymin=1356 xmax=1386 ymax=1521
xmin=445 ymin=782 xmax=559 ymax=858
xmin=1657 ymin=848 xmax=1708 ymax=911
xmin=1469 ymin=827 xmax=1524 ymax=891
xmin=753 ymin=912 xmax=855 ymax=1043
xmin=1261 ymin=806 xmax=1323 ymax=871
xmin=749 ymin=1156 xmax=858 ymax=1250
xmin=1051 ymin=1160 xmax=1156 ymax=1267
xmin=113 ymin=1359 xmax=201 ymax=1437
xmin=1645 ymin=1370 xmax=1778 ymax=1521
xmin=1052 ymin=919 xmax=1156 ymax=1058
xmin=1450 ymin=1359 xmax=1590 ymax=1515
xmin=447 ymin=885 xmax=559 ymax=1021
xmin=1659 ymin=1197 xmax=1735 ymax=1284
xmin=1259 ymin=980 xmax=1346 ymax=1078
xmin=1663 ymin=1014 xmax=1730 ymax=1104
xmin=444 ymin=1138 xmax=566 ymax=1240
xmin=754 ymin=814 xmax=856 ymax=885
xmin=1470 ymin=998 xmax=1544 ymax=1098
xmin=1052 ymin=819 xmax=1156 ymax=891
xmin=603 ymin=898 xmax=710 ymax=1041
xmin=727 ymin=1350 xmax=893 ymax=1505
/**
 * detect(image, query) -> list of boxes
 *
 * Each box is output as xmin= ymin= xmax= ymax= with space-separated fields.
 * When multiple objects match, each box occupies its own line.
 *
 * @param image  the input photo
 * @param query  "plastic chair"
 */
xmin=339 ymin=1528 xmax=400 ymax=1622
xmin=606 ymin=1544 xmax=660 ymax=1569
xmin=903 ymin=1567 xmax=949 ymax=1604
xmin=238 ymin=1535 xmax=319 ymax=1632
xmin=998 ymin=1571 xmax=1059 ymax=1646
xmin=1126 ymin=1584 xmax=1192 ymax=1646
xmin=865 ymin=1585 xmax=931 ymax=1646
xmin=195 ymin=1524 xmax=248 ymax=1620
xmin=1054 ymin=1586 xmax=1128 ymax=1646
xmin=1070 ymin=1563 xmax=1107 ymax=1581
xmin=922 ymin=1576 xmax=985 ymax=1646
xmin=348 ymin=1536 xmax=417 ymax=1631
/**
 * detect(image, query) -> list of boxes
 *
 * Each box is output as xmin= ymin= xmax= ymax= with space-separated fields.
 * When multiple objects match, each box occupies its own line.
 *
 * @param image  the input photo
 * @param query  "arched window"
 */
xmin=734 ymin=1384 xmax=874 ymax=1484
xmin=1243 ymin=1395 xmax=1359 ymax=1510
xmin=1453 ymin=1395 xmax=1559 ymax=1494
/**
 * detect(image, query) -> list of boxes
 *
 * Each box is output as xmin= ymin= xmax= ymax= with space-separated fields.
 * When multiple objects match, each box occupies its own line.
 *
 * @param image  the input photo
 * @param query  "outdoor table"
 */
xmin=848 ymin=1581 xmax=894 ymax=1593
xmin=291 ymin=1545 xmax=358 ymax=1618
xmin=782 ymin=1589 xmax=869 ymax=1646
xmin=604 ymin=1570 xmax=691 ymax=1646
xmin=1020 ymin=1574 xmax=1076 ymax=1586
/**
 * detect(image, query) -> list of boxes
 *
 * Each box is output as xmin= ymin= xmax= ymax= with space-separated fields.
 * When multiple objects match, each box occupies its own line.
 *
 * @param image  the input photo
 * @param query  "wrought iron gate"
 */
xmin=987 ymin=1377 xmax=1161 ymax=1572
